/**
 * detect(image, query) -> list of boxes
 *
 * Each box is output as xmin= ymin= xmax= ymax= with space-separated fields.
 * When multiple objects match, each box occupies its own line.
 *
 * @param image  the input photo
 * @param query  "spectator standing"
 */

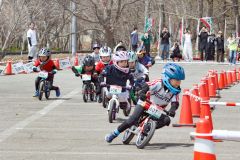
xmin=131 ymin=27 xmax=138 ymax=52
xmin=215 ymin=31 xmax=225 ymax=62
xmin=160 ymin=27 xmax=171 ymax=61
xmin=27 ymin=22 xmax=38 ymax=62
xmin=227 ymin=33 xmax=238 ymax=65
xmin=183 ymin=29 xmax=193 ymax=61
xmin=198 ymin=26 xmax=209 ymax=61
xmin=141 ymin=32 xmax=152 ymax=57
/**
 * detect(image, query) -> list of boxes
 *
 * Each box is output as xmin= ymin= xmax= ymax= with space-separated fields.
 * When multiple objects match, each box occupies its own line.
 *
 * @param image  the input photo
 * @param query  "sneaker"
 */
xmin=56 ymin=88 xmax=61 ymax=97
xmin=33 ymin=90 xmax=39 ymax=97
xmin=105 ymin=132 xmax=118 ymax=143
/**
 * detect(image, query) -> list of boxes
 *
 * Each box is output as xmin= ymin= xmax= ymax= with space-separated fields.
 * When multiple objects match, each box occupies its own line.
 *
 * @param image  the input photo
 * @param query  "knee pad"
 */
xmin=156 ymin=116 xmax=171 ymax=129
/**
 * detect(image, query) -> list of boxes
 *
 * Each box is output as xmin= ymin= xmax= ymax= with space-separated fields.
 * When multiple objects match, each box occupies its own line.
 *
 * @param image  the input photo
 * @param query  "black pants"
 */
xmin=132 ymin=45 xmax=138 ymax=52
xmin=90 ymin=78 xmax=100 ymax=96
xmin=144 ymin=44 xmax=151 ymax=57
xmin=35 ymin=76 xmax=58 ymax=91
xmin=117 ymin=105 xmax=171 ymax=133
xmin=217 ymin=49 xmax=224 ymax=62
xmin=200 ymin=46 xmax=207 ymax=61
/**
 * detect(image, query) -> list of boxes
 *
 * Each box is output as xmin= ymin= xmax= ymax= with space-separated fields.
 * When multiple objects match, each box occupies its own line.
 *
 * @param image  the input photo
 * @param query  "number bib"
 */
xmin=38 ymin=71 xmax=48 ymax=79
xmin=109 ymin=85 xmax=122 ymax=94
xmin=82 ymin=74 xmax=91 ymax=81
xmin=146 ymin=104 xmax=163 ymax=119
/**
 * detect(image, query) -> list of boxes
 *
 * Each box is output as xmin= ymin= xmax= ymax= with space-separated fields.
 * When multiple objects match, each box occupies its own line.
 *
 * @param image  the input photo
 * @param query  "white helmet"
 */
xmin=99 ymin=46 xmax=112 ymax=57
xmin=112 ymin=51 xmax=129 ymax=73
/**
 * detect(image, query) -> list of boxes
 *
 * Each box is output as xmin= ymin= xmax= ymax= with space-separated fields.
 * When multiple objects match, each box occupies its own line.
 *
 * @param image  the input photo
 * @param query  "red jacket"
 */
xmin=95 ymin=60 xmax=113 ymax=73
xmin=34 ymin=59 xmax=56 ymax=72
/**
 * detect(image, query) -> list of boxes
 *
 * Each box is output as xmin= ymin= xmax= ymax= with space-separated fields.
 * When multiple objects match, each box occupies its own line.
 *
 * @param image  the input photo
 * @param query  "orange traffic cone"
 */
xmin=213 ymin=71 xmax=219 ymax=90
xmin=238 ymin=69 xmax=240 ymax=81
xmin=4 ymin=61 xmax=13 ymax=75
xmin=201 ymin=77 xmax=209 ymax=97
xmin=200 ymin=97 xmax=213 ymax=130
xmin=190 ymin=85 xmax=200 ymax=118
xmin=232 ymin=69 xmax=237 ymax=83
xmin=223 ymin=71 xmax=229 ymax=88
xmin=218 ymin=72 xmax=225 ymax=90
xmin=227 ymin=71 xmax=233 ymax=86
xmin=199 ymin=81 xmax=208 ymax=99
xmin=193 ymin=118 xmax=216 ymax=160
xmin=54 ymin=58 xmax=60 ymax=70
xmin=172 ymin=89 xmax=195 ymax=127
xmin=74 ymin=54 xmax=79 ymax=66
xmin=208 ymin=75 xmax=220 ymax=98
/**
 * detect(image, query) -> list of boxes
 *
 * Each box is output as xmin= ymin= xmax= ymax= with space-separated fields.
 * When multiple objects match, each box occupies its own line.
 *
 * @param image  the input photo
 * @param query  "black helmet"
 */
xmin=114 ymin=43 xmax=127 ymax=53
xmin=82 ymin=55 xmax=95 ymax=66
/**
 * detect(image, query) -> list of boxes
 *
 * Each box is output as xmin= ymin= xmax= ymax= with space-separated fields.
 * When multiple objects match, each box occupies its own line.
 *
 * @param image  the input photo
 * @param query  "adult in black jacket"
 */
xmin=215 ymin=31 xmax=225 ymax=62
xmin=206 ymin=33 xmax=216 ymax=61
xmin=160 ymin=27 xmax=171 ymax=60
xmin=199 ymin=26 xmax=209 ymax=61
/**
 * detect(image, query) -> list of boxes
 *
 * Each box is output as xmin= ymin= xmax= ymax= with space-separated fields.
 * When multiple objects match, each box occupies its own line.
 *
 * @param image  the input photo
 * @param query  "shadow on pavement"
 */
xmin=49 ymin=97 xmax=72 ymax=101
xmin=144 ymin=142 xmax=193 ymax=150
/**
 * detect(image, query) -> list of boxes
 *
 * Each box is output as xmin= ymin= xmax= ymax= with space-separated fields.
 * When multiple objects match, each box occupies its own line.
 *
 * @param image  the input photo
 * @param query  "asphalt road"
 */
xmin=0 ymin=62 xmax=240 ymax=160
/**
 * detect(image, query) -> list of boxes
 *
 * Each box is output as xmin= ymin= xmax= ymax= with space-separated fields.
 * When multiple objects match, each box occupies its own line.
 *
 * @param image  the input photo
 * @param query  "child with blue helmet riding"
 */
xmin=105 ymin=63 xmax=185 ymax=143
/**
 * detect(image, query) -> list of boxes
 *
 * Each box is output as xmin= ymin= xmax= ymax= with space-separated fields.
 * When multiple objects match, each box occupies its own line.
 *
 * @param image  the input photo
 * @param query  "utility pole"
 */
xmin=156 ymin=3 xmax=162 ymax=60
xmin=71 ymin=1 xmax=77 ymax=56
xmin=144 ymin=0 xmax=149 ymax=32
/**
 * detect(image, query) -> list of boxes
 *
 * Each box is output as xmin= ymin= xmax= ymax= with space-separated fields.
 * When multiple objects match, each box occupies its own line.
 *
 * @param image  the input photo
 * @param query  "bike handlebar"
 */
xmin=100 ymin=84 xmax=132 ymax=90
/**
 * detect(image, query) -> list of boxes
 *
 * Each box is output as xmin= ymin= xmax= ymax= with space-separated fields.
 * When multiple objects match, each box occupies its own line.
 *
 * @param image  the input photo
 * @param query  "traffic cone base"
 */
xmin=193 ymin=118 xmax=216 ymax=160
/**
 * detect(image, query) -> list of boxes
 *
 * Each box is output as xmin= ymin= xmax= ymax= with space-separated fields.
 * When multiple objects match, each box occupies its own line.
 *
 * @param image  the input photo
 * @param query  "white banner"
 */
xmin=24 ymin=62 xmax=34 ymax=73
xmin=12 ymin=62 xmax=25 ymax=74
xmin=0 ymin=66 xmax=5 ymax=75
xmin=59 ymin=58 xmax=71 ymax=69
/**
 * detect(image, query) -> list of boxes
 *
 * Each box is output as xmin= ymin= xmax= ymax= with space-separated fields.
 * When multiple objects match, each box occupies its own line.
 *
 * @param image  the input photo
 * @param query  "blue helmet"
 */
xmin=162 ymin=63 xmax=185 ymax=95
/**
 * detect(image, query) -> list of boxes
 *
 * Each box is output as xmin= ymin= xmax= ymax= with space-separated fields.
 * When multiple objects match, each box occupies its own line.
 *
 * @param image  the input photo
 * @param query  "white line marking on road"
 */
xmin=0 ymin=89 xmax=79 ymax=143
xmin=0 ymin=151 xmax=188 ymax=155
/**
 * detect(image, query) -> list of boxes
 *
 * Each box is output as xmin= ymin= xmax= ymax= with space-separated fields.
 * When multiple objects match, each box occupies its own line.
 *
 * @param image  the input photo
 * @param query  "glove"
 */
xmin=51 ymin=69 xmax=57 ymax=75
xmin=92 ymin=72 xmax=98 ymax=78
xmin=75 ymin=73 xmax=80 ymax=77
xmin=33 ymin=67 xmax=38 ymax=72
xmin=167 ymin=111 xmax=176 ymax=118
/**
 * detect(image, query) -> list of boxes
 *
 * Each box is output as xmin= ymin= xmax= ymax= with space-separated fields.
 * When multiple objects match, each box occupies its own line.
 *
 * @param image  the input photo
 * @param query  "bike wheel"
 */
xmin=82 ymin=84 xmax=88 ymax=102
xmin=122 ymin=126 xmax=136 ymax=144
xmin=38 ymin=81 xmax=44 ymax=101
xmin=45 ymin=82 xmax=50 ymax=99
xmin=123 ymin=99 xmax=131 ymax=116
xmin=90 ymin=84 xmax=95 ymax=101
xmin=102 ymin=90 xmax=107 ymax=108
xmin=108 ymin=100 xmax=116 ymax=123
xmin=135 ymin=119 xmax=156 ymax=149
